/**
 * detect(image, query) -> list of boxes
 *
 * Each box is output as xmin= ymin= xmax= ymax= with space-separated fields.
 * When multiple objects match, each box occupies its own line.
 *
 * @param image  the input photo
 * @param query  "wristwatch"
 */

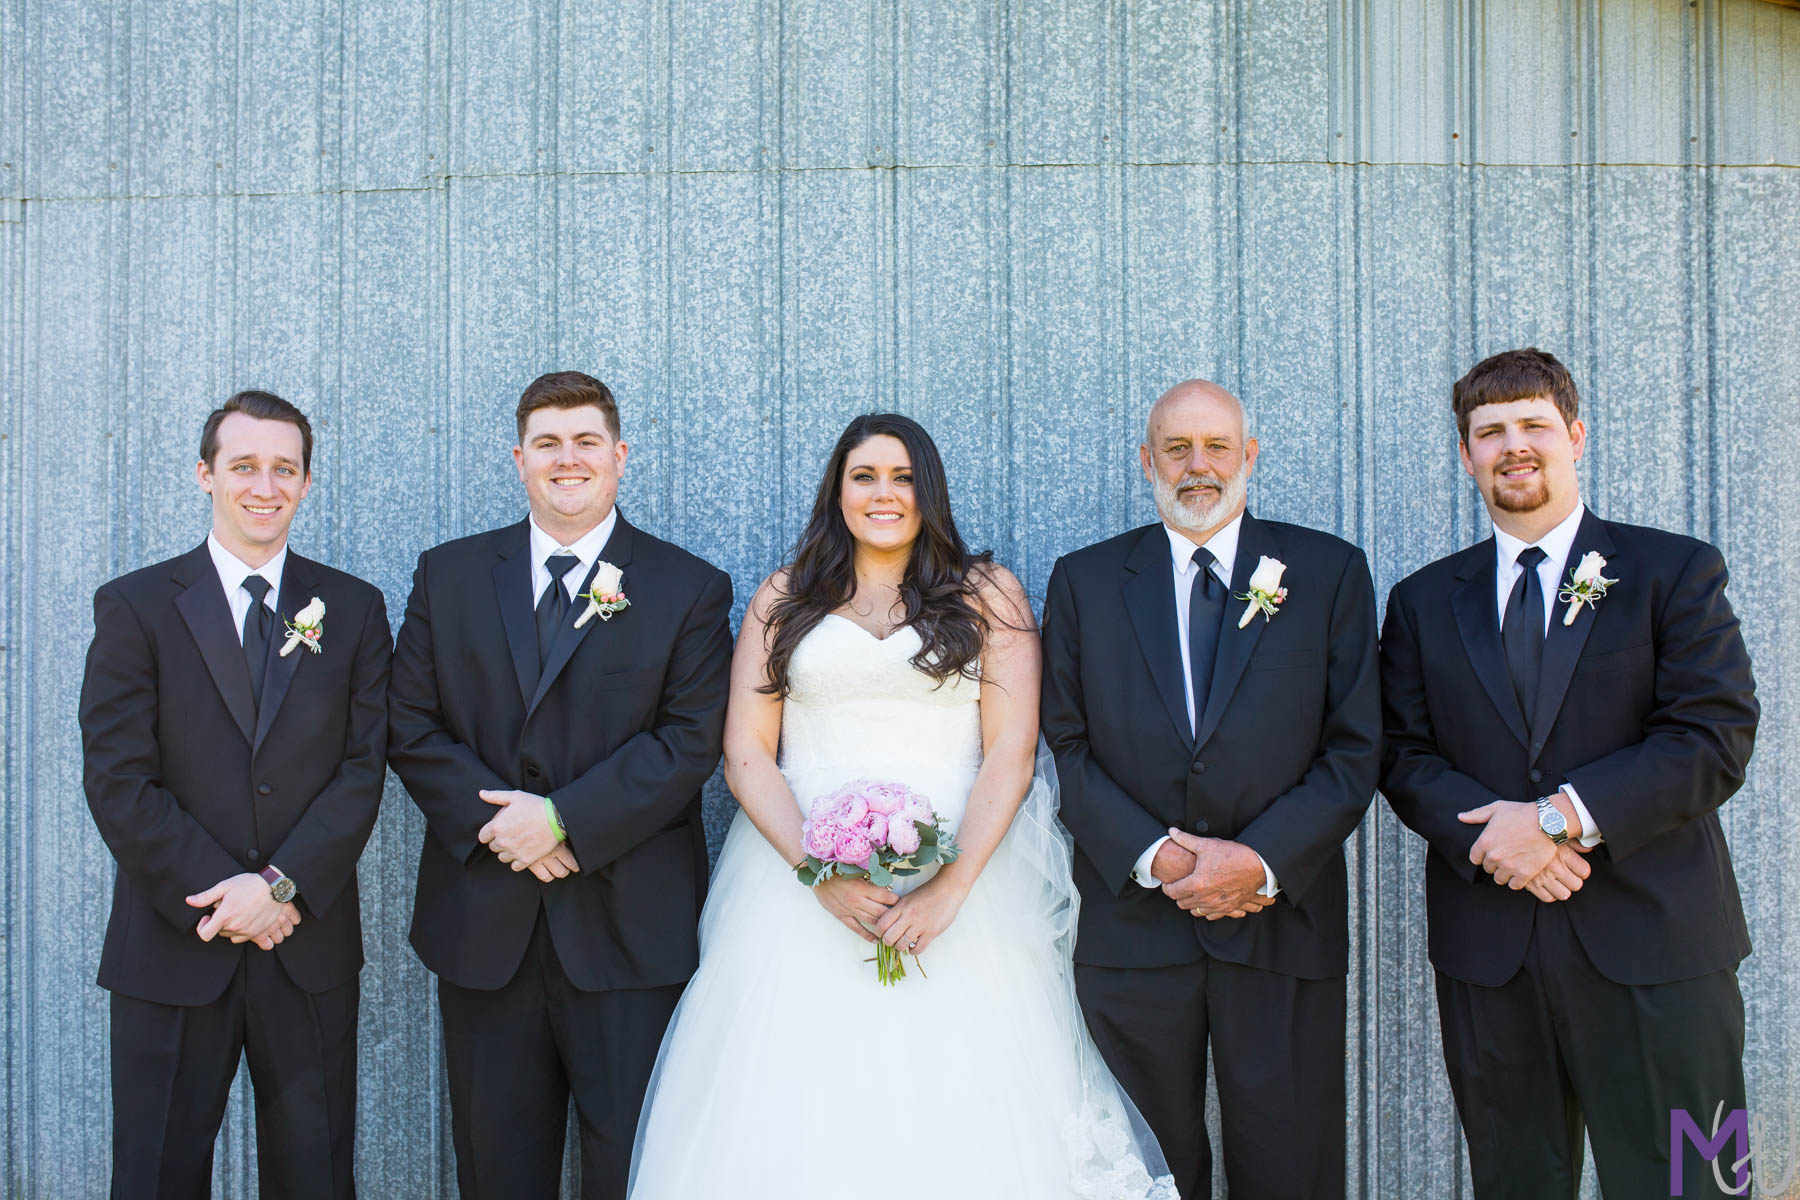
xmin=259 ymin=865 xmax=297 ymax=904
xmin=1535 ymin=795 xmax=1569 ymax=846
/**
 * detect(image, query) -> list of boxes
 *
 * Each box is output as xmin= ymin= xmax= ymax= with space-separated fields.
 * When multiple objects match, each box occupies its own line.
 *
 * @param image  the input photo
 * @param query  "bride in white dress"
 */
xmin=629 ymin=414 xmax=1174 ymax=1199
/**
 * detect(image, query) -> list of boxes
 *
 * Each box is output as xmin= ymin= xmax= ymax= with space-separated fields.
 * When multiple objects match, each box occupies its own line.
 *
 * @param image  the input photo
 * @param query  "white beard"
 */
xmin=1151 ymin=461 xmax=1247 ymax=534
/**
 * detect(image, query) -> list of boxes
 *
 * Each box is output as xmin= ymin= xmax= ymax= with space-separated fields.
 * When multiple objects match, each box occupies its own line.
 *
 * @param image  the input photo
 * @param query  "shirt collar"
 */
xmin=1493 ymin=500 xmax=1586 ymax=574
xmin=529 ymin=507 xmax=618 ymax=574
xmin=1165 ymin=511 xmax=1244 ymax=580
xmin=207 ymin=532 xmax=287 ymax=600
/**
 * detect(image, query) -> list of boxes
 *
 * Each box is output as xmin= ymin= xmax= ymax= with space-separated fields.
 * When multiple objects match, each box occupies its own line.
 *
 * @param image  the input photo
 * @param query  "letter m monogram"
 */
xmin=1671 ymin=1106 xmax=1750 ymax=1196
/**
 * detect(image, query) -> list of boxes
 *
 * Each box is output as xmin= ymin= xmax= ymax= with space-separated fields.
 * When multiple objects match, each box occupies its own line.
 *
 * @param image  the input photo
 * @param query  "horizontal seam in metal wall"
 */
xmin=6 ymin=157 xmax=1797 ymax=204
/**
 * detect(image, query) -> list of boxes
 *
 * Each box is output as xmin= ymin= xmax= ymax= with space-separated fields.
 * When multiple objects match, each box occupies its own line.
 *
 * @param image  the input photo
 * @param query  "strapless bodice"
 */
xmin=777 ymin=615 xmax=982 ymax=822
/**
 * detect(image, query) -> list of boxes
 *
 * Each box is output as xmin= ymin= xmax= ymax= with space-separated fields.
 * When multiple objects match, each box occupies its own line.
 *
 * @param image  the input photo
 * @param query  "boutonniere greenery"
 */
xmin=280 ymin=596 xmax=326 ymax=656
xmin=1234 ymin=556 xmax=1290 ymax=628
xmin=574 ymin=561 xmax=630 ymax=627
xmin=1557 ymin=551 xmax=1617 ymax=626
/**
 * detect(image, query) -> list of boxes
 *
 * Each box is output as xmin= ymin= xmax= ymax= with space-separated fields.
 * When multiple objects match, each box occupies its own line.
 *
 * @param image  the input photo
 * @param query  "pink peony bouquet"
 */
xmin=793 ymin=779 xmax=961 ymax=985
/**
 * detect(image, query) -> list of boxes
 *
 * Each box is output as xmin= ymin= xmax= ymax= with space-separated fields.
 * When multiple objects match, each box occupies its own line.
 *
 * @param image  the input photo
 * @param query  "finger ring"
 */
xmin=907 ymin=939 xmax=918 ymax=950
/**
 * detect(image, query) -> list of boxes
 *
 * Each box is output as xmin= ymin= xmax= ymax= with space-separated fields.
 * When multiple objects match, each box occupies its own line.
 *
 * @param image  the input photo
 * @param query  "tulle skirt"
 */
xmin=627 ymin=746 xmax=1176 ymax=1199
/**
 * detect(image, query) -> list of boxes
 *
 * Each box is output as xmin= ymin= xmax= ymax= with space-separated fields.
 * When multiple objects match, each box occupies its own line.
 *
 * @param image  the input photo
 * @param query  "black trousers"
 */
xmin=109 ymin=951 xmax=358 ymax=1200
xmin=1436 ymin=900 xmax=1747 ymax=1200
xmin=1076 ymin=956 xmax=1346 ymax=1200
xmin=438 ymin=910 xmax=684 ymax=1200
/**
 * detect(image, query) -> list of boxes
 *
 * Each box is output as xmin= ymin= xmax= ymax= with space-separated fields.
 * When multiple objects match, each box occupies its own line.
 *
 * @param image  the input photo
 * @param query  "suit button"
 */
xmin=1193 ymin=821 xmax=1209 ymax=834
xmin=1190 ymin=762 xmax=1205 ymax=775
xmin=525 ymin=765 xmax=544 ymax=780
xmin=1529 ymin=769 xmax=1542 ymax=784
xmin=246 ymin=848 xmax=260 ymax=862
xmin=256 ymin=783 xmax=271 ymax=795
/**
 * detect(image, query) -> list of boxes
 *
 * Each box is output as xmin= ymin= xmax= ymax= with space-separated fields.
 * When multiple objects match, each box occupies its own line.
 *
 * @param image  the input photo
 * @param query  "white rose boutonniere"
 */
xmin=574 ymin=561 xmax=631 ymax=627
xmin=1234 ymin=556 xmax=1289 ymax=628
xmin=280 ymin=597 xmax=326 ymax=656
xmin=1557 ymin=551 xmax=1618 ymax=626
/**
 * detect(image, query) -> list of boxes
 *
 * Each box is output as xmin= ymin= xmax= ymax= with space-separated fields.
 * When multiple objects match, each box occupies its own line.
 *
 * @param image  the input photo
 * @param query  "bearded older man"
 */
xmin=1041 ymin=380 xmax=1381 ymax=1200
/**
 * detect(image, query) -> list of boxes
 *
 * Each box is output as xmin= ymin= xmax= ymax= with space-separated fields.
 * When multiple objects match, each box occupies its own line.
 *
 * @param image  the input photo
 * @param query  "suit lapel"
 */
xmin=527 ymin=515 xmax=637 ymax=719
xmin=1120 ymin=528 xmax=1194 ymax=751
xmin=251 ymin=553 xmax=320 ymax=754
xmin=492 ymin=521 xmax=539 ymax=706
xmin=1193 ymin=512 xmax=1274 ymax=750
xmin=1450 ymin=540 xmax=1530 ymax=748
xmin=1527 ymin=512 xmax=1617 ymax=760
xmin=171 ymin=544 xmax=257 ymax=745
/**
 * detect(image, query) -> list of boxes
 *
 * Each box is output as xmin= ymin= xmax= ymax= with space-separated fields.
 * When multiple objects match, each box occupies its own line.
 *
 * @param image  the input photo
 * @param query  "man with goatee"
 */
xmin=1381 ymin=347 xmax=1758 ymax=1198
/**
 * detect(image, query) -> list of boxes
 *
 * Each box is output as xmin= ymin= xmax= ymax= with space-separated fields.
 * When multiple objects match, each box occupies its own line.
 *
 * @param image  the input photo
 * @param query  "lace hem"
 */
xmin=1064 ymin=1106 xmax=1181 ymax=1200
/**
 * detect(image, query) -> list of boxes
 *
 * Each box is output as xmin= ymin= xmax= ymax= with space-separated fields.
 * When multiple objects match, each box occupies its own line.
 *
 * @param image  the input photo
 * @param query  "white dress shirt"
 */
xmin=528 ymin=507 xmax=618 ymax=605
xmin=208 ymin=533 xmax=286 ymax=643
xmin=1491 ymin=501 xmax=1603 ymax=846
xmin=1129 ymin=516 xmax=1281 ymax=896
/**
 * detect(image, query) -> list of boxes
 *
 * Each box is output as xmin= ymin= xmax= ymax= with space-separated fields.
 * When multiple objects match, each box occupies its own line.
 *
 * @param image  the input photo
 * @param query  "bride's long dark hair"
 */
xmin=760 ymin=413 xmax=993 ymax=697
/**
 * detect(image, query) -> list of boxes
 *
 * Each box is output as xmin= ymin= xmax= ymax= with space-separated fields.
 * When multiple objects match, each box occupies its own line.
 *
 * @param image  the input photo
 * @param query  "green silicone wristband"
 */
xmin=543 ymin=796 xmax=567 ymax=843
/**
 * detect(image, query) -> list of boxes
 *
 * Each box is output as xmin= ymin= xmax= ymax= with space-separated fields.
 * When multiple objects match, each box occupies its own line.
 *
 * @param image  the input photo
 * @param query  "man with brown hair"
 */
xmin=1381 ymin=348 xmax=1759 ymax=1197
xmin=389 ymin=371 xmax=733 ymax=1198
xmin=81 ymin=389 xmax=391 ymax=1198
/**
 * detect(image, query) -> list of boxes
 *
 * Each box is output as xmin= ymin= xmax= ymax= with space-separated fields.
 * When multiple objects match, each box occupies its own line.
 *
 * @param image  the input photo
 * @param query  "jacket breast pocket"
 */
xmin=1575 ymin=642 xmax=1653 ymax=675
xmin=583 ymin=665 xmax=665 ymax=694
xmin=1246 ymin=649 xmax=1317 ymax=672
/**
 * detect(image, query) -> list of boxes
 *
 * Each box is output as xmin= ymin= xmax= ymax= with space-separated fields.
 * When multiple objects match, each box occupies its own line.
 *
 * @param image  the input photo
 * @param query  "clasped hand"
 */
xmin=1157 ymin=827 xmax=1273 ymax=920
xmin=478 ymin=790 xmax=582 ymax=881
xmin=185 ymin=874 xmax=300 ymax=950
xmin=810 ymin=872 xmax=967 ymax=958
xmin=1460 ymin=800 xmax=1591 ymax=901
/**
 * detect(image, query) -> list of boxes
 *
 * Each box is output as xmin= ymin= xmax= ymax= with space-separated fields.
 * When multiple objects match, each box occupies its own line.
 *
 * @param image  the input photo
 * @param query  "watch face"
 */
xmin=1540 ymin=803 xmax=1567 ymax=836
xmin=270 ymin=877 xmax=296 ymax=904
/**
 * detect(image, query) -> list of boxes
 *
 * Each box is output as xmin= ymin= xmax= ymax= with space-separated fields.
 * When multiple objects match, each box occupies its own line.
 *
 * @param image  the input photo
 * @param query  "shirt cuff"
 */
xmin=1131 ymin=836 xmax=1170 ymax=889
xmin=1561 ymin=784 xmax=1603 ymax=847
xmin=1255 ymin=853 xmax=1281 ymax=898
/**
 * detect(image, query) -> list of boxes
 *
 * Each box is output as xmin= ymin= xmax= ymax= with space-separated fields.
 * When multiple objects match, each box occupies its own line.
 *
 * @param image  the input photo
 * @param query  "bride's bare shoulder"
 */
xmin=745 ymin=568 xmax=797 ymax=625
xmin=969 ymin=561 xmax=1035 ymax=632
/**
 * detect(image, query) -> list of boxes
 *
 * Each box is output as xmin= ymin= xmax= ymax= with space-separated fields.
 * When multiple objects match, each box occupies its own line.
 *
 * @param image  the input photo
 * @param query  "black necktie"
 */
xmin=241 ymin=575 xmax=273 ymax=709
xmin=537 ymin=553 xmax=578 ymax=667
xmin=1188 ymin=547 xmax=1225 ymax=735
xmin=1503 ymin=546 xmax=1548 ymax=727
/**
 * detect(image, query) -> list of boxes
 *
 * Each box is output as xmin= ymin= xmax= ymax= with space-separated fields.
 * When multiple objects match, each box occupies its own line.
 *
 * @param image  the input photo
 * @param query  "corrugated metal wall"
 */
xmin=4 ymin=0 xmax=1797 ymax=1196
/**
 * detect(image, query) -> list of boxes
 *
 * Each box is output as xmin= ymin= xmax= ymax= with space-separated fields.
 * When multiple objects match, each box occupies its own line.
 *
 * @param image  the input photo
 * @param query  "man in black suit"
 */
xmin=1041 ymin=380 xmax=1380 ymax=1200
xmin=1380 ymin=348 xmax=1758 ymax=1198
xmin=388 ymin=371 xmax=732 ymax=1199
xmin=80 ymin=390 xmax=391 ymax=1199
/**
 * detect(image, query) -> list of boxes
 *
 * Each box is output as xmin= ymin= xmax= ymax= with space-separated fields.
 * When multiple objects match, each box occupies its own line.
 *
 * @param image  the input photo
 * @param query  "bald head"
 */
xmin=1146 ymin=379 xmax=1248 ymax=445
xmin=1140 ymin=379 xmax=1259 ymax=540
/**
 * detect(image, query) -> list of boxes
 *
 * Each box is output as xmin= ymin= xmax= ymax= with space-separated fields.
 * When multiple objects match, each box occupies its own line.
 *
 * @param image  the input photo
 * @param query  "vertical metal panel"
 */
xmin=1719 ymin=0 xmax=1800 ymax=165
xmin=237 ymin=0 xmax=329 ymax=196
xmin=557 ymin=2 xmax=666 ymax=176
xmin=130 ymin=0 xmax=234 ymax=198
xmin=783 ymin=0 xmax=890 ymax=167
xmin=348 ymin=0 xmax=436 ymax=190
xmin=4 ymin=0 xmax=1798 ymax=1196
xmin=668 ymin=0 xmax=766 ymax=171
xmin=897 ymin=0 xmax=1001 ymax=163
xmin=1126 ymin=2 xmax=1229 ymax=165
xmin=1713 ymin=165 xmax=1800 ymax=1190
xmin=24 ymin=0 xmax=122 ymax=199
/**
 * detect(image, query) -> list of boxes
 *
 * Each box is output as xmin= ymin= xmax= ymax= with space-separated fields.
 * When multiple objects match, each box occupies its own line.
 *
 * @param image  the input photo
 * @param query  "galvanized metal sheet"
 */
xmin=3 ymin=2 xmax=1797 ymax=1197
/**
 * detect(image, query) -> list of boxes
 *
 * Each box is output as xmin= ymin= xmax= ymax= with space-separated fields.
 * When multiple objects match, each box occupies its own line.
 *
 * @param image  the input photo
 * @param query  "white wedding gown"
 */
xmin=629 ymin=614 xmax=1176 ymax=1199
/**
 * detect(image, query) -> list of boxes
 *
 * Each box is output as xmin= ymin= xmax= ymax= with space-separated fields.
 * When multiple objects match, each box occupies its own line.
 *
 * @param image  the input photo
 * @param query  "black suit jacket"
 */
xmin=388 ymin=514 xmax=733 ymax=992
xmin=1380 ymin=511 xmax=1758 ymax=987
xmin=1042 ymin=514 xmax=1381 ymax=979
xmin=80 ymin=543 xmax=392 ymax=1006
